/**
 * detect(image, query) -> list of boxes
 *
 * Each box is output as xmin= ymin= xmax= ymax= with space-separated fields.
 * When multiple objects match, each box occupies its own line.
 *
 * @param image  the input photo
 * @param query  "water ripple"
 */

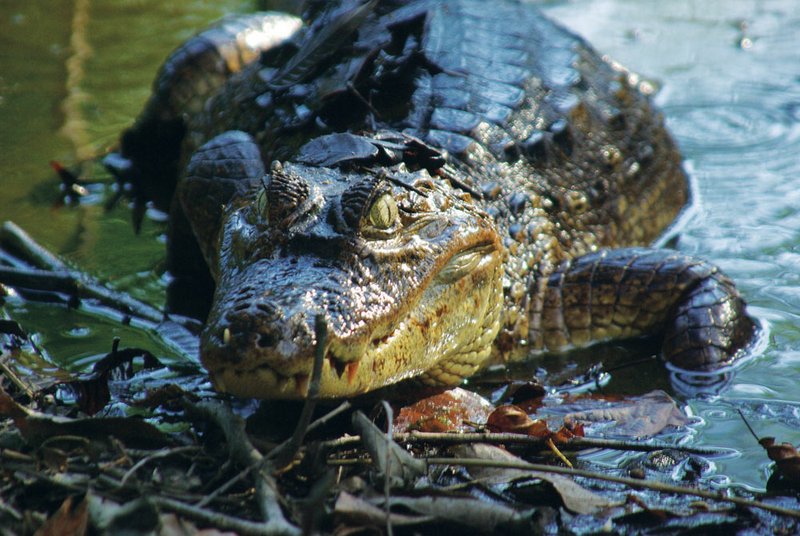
xmin=664 ymin=101 xmax=792 ymax=154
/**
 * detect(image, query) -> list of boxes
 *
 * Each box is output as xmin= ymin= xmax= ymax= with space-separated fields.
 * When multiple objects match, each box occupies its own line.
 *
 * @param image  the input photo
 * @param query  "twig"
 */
xmin=423 ymin=457 xmax=800 ymax=519
xmin=152 ymin=496 xmax=279 ymax=536
xmin=268 ymin=315 xmax=328 ymax=470
xmin=321 ymin=431 xmax=730 ymax=456
xmin=0 ymin=498 xmax=23 ymax=522
xmin=306 ymin=401 xmax=352 ymax=436
xmin=737 ymin=409 xmax=761 ymax=443
xmin=0 ymin=264 xmax=165 ymax=324
xmin=0 ymin=349 xmax=38 ymax=400
xmin=196 ymin=464 xmax=254 ymax=508
xmin=0 ymin=221 xmax=201 ymax=353
xmin=119 ymin=446 xmax=199 ymax=488
xmin=187 ymin=401 xmax=299 ymax=536
xmin=1 ymin=222 xmax=68 ymax=271
xmin=381 ymin=401 xmax=395 ymax=536
xmin=545 ymin=437 xmax=572 ymax=468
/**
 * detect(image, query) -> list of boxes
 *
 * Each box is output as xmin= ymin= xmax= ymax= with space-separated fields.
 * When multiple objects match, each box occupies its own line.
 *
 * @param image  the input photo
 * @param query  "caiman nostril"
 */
xmin=257 ymin=332 xmax=278 ymax=349
xmin=256 ymin=302 xmax=276 ymax=315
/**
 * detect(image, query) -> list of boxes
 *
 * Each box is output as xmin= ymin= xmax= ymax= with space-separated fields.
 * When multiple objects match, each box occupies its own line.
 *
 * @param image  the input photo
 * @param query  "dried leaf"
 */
xmin=1 ymin=383 xmax=168 ymax=448
xmin=92 ymin=496 xmax=159 ymax=534
xmin=453 ymin=443 xmax=617 ymax=515
xmin=378 ymin=493 xmax=542 ymax=533
xmin=334 ymin=491 xmax=432 ymax=528
xmin=64 ymin=339 xmax=165 ymax=415
xmin=760 ymin=437 xmax=800 ymax=482
xmin=394 ymin=387 xmax=494 ymax=433
xmin=34 ymin=495 xmax=88 ymax=536
xmin=0 ymin=384 xmax=30 ymax=423
xmin=552 ymin=422 xmax=585 ymax=442
xmin=486 ymin=404 xmax=550 ymax=437
xmin=353 ymin=411 xmax=426 ymax=489
xmin=563 ymin=390 xmax=689 ymax=438
xmin=504 ymin=380 xmax=547 ymax=410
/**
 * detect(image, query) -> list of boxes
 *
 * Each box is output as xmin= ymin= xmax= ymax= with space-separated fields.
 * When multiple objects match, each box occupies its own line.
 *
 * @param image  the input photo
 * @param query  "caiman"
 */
xmin=106 ymin=0 xmax=756 ymax=398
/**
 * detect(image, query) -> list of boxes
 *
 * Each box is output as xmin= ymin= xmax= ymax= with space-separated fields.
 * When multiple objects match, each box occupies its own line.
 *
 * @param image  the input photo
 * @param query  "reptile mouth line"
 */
xmin=211 ymin=344 xmax=373 ymax=398
xmin=319 ymin=241 xmax=501 ymax=381
xmin=207 ymin=238 xmax=501 ymax=397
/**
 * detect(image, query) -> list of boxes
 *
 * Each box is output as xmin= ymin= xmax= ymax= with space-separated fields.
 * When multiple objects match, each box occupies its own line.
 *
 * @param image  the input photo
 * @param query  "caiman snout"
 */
xmin=198 ymin=255 xmax=391 ymax=398
xmin=220 ymin=303 xmax=315 ymax=363
xmin=197 ymin=156 xmax=507 ymax=399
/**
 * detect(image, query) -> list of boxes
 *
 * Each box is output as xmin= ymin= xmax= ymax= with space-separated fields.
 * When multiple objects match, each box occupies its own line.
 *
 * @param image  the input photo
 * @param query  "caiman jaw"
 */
xmin=194 ymin=162 xmax=506 ymax=399
xmin=201 ymin=237 xmax=505 ymax=399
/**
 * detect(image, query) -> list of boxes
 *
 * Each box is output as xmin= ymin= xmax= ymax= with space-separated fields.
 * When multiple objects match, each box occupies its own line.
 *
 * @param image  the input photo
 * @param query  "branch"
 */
xmin=423 ymin=457 xmax=800 ymax=519
xmin=152 ymin=497 xmax=282 ymax=536
xmin=0 ymin=221 xmax=200 ymax=353
xmin=187 ymin=400 xmax=300 ymax=536
xmin=321 ymin=431 xmax=729 ymax=456
xmin=268 ymin=315 xmax=328 ymax=469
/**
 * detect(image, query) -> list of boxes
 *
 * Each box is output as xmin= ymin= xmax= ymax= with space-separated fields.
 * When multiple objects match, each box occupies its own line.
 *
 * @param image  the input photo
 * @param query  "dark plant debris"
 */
xmin=1 ymin=225 xmax=799 ymax=534
xmin=49 ymin=160 xmax=88 ymax=208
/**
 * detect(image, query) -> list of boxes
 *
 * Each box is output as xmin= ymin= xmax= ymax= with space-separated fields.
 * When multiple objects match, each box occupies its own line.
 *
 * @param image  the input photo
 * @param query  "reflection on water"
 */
xmin=0 ymin=0 xmax=798 ymax=491
xmin=544 ymin=0 xmax=800 ymax=491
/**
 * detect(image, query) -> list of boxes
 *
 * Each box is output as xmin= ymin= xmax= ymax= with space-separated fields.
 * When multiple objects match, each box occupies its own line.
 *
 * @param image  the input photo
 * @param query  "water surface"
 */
xmin=543 ymin=0 xmax=800 ymax=490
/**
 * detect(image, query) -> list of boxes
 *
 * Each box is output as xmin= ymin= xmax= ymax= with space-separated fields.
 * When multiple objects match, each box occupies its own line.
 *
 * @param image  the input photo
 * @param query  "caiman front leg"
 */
xmin=168 ymin=131 xmax=266 ymax=318
xmin=538 ymin=248 xmax=755 ymax=370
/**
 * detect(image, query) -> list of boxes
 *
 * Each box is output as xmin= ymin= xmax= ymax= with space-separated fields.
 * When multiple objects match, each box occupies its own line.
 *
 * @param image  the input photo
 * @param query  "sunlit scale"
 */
xmin=198 ymin=163 xmax=506 ymax=398
xmin=105 ymin=1 xmax=757 ymax=400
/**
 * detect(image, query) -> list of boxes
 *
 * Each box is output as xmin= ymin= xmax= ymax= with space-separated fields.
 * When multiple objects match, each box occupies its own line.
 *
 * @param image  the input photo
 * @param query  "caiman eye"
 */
xmin=367 ymin=193 xmax=397 ymax=230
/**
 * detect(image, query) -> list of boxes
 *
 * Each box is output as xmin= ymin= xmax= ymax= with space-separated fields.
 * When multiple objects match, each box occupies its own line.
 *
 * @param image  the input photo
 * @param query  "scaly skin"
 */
xmin=108 ymin=0 xmax=755 ymax=398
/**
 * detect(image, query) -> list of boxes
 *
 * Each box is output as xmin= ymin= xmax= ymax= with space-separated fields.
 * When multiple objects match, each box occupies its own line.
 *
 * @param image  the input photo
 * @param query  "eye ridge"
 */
xmin=267 ymin=164 xmax=310 ymax=224
xmin=339 ymin=175 xmax=382 ymax=229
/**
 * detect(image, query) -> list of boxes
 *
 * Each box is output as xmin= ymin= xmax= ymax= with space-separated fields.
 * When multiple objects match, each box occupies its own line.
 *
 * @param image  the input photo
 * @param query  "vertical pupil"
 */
xmin=370 ymin=194 xmax=396 ymax=229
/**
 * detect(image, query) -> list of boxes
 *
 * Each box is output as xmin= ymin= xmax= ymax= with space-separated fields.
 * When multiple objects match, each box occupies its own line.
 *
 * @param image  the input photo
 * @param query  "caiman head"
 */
xmin=180 ymin=131 xmax=505 ymax=398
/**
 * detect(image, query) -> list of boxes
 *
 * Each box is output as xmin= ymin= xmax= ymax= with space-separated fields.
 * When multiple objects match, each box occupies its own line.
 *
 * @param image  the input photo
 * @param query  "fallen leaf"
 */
xmin=65 ymin=338 xmax=165 ymax=415
xmin=552 ymin=422 xmax=585 ymax=442
xmin=92 ymin=496 xmax=159 ymax=534
xmin=486 ymin=405 xmax=550 ymax=437
xmin=760 ymin=437 xmax=800 ymax=483
xmin=378 ymin=493 xmax=542 ymax=533
xmin=503 ymin=381 xmax=547 ymax=406
xmin=34 ymin=495 xmax=88 ymax=536
xmin=393 ymin=387 xmax=494 ymax=433
xmin=353 ymin=411 xmax=426 ymax=489
xmin=563 ymin=390 xmax=689 ymax=438
xmin=0 ymin=383 xmax=168 ymax=448
xmin=0 ymin=384 xmax=30 ymax=423
xmin=334 ymin=491 xmax=432 ymax=528
xmin=453 ymin=443 xmax=617 ymax=515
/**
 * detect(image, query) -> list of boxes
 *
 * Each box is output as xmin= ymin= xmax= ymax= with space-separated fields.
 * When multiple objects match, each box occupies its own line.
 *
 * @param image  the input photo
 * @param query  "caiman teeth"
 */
xmin=222 ymin=327 xmax=231 ymax=345
xmin=346 ymin=361 xmax=360 ymax=385
xmin=327 ymin=352 xmax=349 ymax=379
xmin=212 ymin=373 xmax=227 ymax=393
xmin=276 ymin=374 xmax=292 ymax=394
xmin=294 ymin=373 xmax=310 ymax=396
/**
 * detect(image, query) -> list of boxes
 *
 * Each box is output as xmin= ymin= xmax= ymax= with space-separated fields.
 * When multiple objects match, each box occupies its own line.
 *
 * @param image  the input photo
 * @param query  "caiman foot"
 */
xmin=541 ymin=248 xmax=756 ymax=370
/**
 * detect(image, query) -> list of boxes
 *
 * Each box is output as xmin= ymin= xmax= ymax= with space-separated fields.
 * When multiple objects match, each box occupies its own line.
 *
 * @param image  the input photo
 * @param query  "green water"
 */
xmin=1 ymin=0 xmax=798 ymax=491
